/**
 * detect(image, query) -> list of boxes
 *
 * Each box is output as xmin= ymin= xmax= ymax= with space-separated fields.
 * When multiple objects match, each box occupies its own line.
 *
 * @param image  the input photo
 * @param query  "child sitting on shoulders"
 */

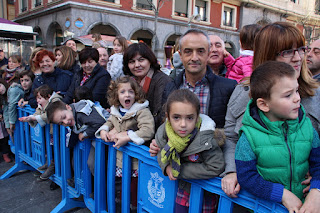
xmin=224 ymin=24 xmax=261 ymax=83
xmin=95 ymin=76 xmax=155 ymax=209
xmin=156 ymin=89 xmax=225 ymax=213
xmin=19 ymin=85 xmax=62 ymax=127
xmin=235 ymin=61 xmax=320 ymax=212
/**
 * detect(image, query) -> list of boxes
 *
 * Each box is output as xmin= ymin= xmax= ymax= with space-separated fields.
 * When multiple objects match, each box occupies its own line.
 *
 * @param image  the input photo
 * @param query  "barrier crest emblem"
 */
xmin=148 ymin=172 xmax=165 ymax=208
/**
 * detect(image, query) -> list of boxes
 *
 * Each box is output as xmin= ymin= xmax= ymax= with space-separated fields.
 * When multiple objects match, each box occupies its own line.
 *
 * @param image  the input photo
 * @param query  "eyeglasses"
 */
xmin=277 ymin=46 xmax=308 ymax=58
xmin=0 ymin=49 xmax=3 ymax=52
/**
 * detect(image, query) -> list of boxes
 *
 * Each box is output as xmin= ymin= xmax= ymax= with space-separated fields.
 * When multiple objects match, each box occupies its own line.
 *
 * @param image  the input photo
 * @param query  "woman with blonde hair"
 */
xmin=55 ymin=46 xmax=80 ymax=74
xmin=222 ymin=22 xmax=320 ymax=210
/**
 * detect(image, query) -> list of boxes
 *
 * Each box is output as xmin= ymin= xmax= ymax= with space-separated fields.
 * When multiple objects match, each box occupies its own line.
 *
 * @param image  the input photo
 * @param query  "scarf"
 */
xmin=80 ymin=72 xmax=91 ymax=86
xmin=161 ymin=117 xmax=201 ymax=178
xmin=139 ymin=68 xmax=154 ymax=93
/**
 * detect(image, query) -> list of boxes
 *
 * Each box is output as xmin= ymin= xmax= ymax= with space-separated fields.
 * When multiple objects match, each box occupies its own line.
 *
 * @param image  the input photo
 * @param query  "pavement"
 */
xmin=0 ymin=156 xmax=90 ymax=213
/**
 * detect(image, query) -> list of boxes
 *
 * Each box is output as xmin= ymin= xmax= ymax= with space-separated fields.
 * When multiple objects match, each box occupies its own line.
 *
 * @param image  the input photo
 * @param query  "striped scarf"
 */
xmin=161 ymin=117 xmax=201 ymax=178
xmin=139 ymin=68 xmax=154 ymax=93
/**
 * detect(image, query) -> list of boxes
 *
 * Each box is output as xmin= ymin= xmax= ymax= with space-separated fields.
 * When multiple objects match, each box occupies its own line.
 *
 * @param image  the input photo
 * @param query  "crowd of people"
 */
xmin=0 ymin=22 xmax=320 ymax=213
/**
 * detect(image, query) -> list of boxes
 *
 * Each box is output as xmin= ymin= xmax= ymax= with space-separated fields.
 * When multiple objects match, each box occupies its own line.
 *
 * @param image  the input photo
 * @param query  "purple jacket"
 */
xmin=224 ymin=54 xmax=253 ymax=83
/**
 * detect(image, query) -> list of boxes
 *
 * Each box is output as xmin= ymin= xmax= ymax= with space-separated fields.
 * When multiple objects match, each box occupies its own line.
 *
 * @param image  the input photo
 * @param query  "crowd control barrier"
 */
xmin=0 ymin=106 xmax=289 ymax=213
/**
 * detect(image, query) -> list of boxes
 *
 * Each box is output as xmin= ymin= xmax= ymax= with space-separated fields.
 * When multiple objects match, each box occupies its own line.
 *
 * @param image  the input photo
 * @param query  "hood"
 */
xmin=110 ymin=100 xmax=149 ymax=118
xmin=199 ymin=114 xmax=216 ymax=132
xmin=71 ymin=100 xmax=95 ymax=116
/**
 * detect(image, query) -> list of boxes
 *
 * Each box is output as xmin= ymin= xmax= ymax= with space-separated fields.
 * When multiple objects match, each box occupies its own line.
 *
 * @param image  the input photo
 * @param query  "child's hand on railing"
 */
xmin=282 ymin=188 xmax=302 ymax=213
xmin=19 ymin=116 xmax=35 ymax=122
xmin=107 ymin=128 xmax=117 ymax=141
xmin=100 ymin=130 xmax=109 ymax=142
xmin=78 ymin=133 xmax=88 ymax=141
xmin=18 ymin=98 xmax=28 ymax=108
xmin=299 ymin=188 xmax=320 ymax=213
xmin=149 ymin=139 xmax=160 ymax=157
xmin=165 ymin=165 xmax=177 ymax=181
xmin=113 ymin=132 xmax=130 ymax=149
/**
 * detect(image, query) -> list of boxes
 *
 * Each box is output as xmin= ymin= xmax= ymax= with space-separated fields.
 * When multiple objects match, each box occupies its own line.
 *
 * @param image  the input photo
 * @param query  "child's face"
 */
xmin=113 ymin=39 xmax=123 ymax=54
xmin=0 ymin=83 xmax=6 ymax=95
xmin=52 ymin=106 xmax=75 ymax=127
xmin=118 ymin=82 xmax=135 ymax=110
xmin=36 ymin=93 xmax=49 ymax=108
xmin=262 ymin=76 xmax=300 ymax=122
xmin=20 ymin=75 xmax=32 ymax=91
xmin=168 ymin=101 xmax=198 ymax=138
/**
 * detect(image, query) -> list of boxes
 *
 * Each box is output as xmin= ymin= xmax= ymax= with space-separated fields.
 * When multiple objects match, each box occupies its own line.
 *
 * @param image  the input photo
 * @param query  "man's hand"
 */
xmin=299 ymin=188 xmax=320 ymax=213
xmin=149 ymin=139 xmax=160 ymax=156
xmin=282 ymin=189 xmax=302 ymax=213
xmin=221 ymin=172 xmax=241 ymax=198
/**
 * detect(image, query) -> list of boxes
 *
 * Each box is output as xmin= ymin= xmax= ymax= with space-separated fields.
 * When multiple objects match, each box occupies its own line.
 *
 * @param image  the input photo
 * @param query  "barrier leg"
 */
xmin=189 ymin=184 xmax=204 ymax=213
xmin=94 ymin=140 xmax=106 ymax=212
xmin=217 ymin=195 xmax=233 ymax=213
xmin=0 ymin=162 xmax=33 ymax=180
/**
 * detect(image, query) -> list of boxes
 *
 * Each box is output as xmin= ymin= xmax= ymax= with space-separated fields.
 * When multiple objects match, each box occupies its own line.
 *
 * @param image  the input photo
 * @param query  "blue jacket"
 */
xmin=29 ymin=67 xmax=73 ymax=108
xmin=3 ymin=83 xmax=24 ymax=128
xmin=163 ymin=66 xmax=237 ymax=128
xmin=63 ymin=63 xmax=111 ymax=109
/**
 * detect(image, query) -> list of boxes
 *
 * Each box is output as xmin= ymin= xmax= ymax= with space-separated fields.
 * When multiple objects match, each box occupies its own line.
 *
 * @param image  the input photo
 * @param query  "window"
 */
xmin=104 ymin=0 xmax=115 ymax=2
xmin=8 ymin=0 xmax=15 ymax=5
xmin=34 ymin=0 xmax=42 ymax=7
xmin=195 ymin=0 xmax=207 ymax=21
xmin=136 ymin=0 xmax=153 ymax=10
xmin=175 ymin=0 xmax=189 ymax=17
xmin=316 ymin=0 xmax=320 ymax=14
xmin=20 ymin=0 xmax=28 ymax=12
xmin=221 ymin=4 xmax=237 ymax=29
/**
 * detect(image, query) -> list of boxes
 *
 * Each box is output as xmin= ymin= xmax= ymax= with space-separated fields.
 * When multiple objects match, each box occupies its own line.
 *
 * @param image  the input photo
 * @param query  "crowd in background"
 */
xmin=0 ymin=21 xmax=320 ymax=213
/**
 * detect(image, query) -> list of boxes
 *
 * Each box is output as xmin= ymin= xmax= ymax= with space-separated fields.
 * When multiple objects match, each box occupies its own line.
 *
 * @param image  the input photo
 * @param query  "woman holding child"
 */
xmin=222 ymin=22 xmax=320 ymax=212
xmin=123 ymin=42 xmax=172 ymax=130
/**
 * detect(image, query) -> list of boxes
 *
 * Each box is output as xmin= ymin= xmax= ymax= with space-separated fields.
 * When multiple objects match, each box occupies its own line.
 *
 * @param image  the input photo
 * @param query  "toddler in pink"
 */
xmin=224 ymin=24 xmax=261 ymax=82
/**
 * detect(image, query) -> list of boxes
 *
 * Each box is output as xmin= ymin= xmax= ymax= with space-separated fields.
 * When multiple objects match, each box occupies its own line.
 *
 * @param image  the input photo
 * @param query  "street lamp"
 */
xmin=188 ymin=14 xmax=201 ymax=29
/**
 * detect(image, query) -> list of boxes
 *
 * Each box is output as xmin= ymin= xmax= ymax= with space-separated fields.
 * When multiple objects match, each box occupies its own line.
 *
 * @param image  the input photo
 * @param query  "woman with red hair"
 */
xmin=28 ymin=49 xmax=73 ymax=108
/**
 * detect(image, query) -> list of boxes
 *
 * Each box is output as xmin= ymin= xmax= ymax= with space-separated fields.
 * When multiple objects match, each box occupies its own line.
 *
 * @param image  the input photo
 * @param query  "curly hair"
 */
xmin=107 ymin=75 xmax=145 ymax=107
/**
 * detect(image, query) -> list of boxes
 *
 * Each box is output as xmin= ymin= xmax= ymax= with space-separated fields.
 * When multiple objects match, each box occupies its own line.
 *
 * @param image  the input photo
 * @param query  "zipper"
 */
xmin=282 ymin=121 xmax=293 ymax=191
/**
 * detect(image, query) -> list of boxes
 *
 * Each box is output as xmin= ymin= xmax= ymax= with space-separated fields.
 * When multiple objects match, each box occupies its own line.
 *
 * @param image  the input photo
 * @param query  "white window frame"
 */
xmin=221 ymin=3 xmax=237 ymax=30
xmin=19 ymin=0 xmax=28 ymax=13
xmin=171 ymin=0 xmax=192 ymax=21
xmin=88 ymin=0 xmax=121 ymax=8
xmin=193 ymin=0 xmax=211 ymax=24
xmin=132 ymin=0 xmax=157 ymax=14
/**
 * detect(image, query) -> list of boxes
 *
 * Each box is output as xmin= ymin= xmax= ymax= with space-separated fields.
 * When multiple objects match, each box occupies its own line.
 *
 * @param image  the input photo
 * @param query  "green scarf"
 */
xmin=161 ymin=117 xmax=201 ymax=178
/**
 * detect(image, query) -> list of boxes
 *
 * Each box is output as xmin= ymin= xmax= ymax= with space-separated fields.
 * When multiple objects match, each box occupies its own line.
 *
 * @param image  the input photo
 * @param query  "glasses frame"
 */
xmin=277 ymin=46 xmax=308 ymax=58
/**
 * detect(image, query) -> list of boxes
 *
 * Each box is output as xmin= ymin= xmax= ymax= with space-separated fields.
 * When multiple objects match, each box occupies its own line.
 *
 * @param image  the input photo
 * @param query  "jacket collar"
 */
xmin=110 ymin=100 xmax=149 ymax=118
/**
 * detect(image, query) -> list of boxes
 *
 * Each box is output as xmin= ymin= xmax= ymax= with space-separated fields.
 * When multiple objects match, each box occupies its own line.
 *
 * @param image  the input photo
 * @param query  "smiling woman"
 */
xmin=123 ymin=43 xmax=172 ymax=130
xmin=62 ymin=47 xmax=111 ymax=109
xmin=28 ymin=49 xmax=74 ymax=108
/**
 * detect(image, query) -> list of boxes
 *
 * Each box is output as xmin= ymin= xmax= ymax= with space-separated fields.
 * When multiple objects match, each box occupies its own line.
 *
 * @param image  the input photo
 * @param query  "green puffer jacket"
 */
xmin=240 ymin=99 xmax=313 ymax=200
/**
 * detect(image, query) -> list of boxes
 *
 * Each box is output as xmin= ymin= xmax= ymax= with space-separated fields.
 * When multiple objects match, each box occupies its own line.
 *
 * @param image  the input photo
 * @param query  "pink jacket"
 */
xmin=224 ymin=54 xmax=253 ymax=83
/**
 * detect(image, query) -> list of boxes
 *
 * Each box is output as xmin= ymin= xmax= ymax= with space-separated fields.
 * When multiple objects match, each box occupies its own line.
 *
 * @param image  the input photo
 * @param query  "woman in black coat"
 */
xmin=63 ymin=47 xmax=111 ymax=108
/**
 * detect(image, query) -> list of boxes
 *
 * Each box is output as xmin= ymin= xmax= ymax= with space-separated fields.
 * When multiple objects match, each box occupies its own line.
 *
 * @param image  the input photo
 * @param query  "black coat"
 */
xmin=29 ymin=67 xmax=73 ymax=108
xmin=63 ymin=63 xmax=111 ymax=109
xmin=163 ymin=66 xmax=237 ymax=128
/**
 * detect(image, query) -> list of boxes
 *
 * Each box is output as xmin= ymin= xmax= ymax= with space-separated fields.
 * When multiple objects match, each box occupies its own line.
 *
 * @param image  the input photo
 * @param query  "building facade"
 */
xmin=13 ymin=0 xmax=320 ymax=65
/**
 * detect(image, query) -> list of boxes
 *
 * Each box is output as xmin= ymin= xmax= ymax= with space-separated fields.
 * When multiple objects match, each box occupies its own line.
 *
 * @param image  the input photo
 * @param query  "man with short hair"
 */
xmin=163 ymin=29 xmax=237 ymax=128
xmin=0 ymin=47 xmax=8 ymax=68
xmin=97 ymin=47 xmax=109 ymax=70
xmin=307 ymin=39 xmax=320 ymax=81
xmin=207 ymin=35 xmax=227 ymax=76
xmin=65 ymin=40 xmax=77 ymax=52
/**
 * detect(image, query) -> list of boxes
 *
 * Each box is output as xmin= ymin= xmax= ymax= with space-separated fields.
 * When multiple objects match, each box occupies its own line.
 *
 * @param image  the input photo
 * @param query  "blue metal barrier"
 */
xmin=1 ymin=106 xmax=289 ymax=213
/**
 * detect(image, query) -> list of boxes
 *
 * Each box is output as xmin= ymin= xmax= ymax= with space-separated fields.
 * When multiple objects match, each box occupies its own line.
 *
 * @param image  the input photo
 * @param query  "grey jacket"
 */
xmin=156 ymin=114 xmax=225 ymax=193
xmin=223 ymin=84 xmax=320 ymax=176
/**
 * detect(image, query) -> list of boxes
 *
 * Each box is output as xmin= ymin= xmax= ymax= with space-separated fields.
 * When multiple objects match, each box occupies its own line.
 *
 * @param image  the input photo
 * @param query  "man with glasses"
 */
xmin=307 ymin=39 xmax=320 ymax=81
xmin=0 ymin=47 xmax=8 ymax=68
